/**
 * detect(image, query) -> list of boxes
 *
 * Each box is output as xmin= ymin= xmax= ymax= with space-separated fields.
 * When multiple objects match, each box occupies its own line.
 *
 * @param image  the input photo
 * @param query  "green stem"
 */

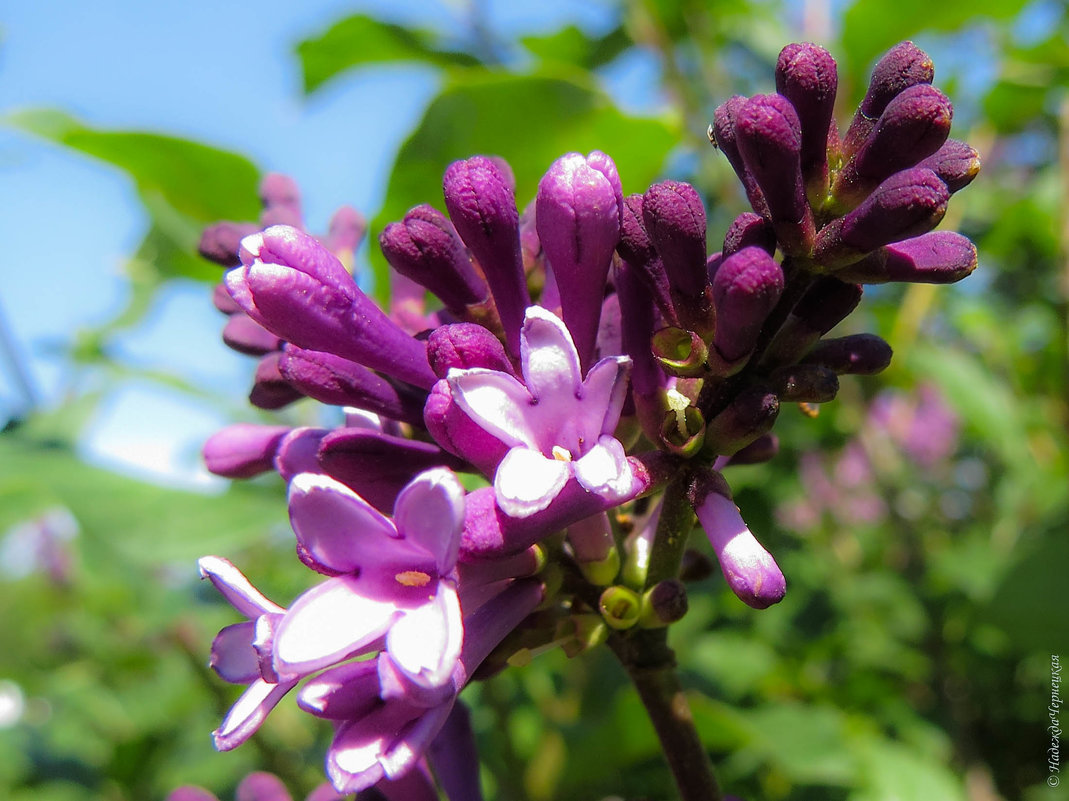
xmin=609 ymin=627 xmax=722 ymax=801
xmin=645 ymin=474 xmax=696 ymax=589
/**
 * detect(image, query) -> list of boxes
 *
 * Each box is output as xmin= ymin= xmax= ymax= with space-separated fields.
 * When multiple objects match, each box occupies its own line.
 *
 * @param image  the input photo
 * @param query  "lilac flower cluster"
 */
xmin=192 ymin=40 xmax=978 ymax=797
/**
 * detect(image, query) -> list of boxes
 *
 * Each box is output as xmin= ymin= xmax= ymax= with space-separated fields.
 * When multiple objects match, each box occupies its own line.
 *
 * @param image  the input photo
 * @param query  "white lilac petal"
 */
xmin=392 ymin=469 xmax=465 ymax=574
xmin=494 ymin=446 xmax=571 ymax=518
xmin=288 ymin=473 xmax=426 ymax=576
xmin=379 ymin=700 xmax=455 ymax=780
xmin=582 ymin=355 xmax=633 ymax=436
xmin=198 ymin=556 xmax=284 ymax=618
xmin=572 ymin=436 xmax=633 ymax=500
xmin=212 ymin=677 xmax=296 ymax=751
xmin=210 ymin=621 xmax=260 ymax=684
xmin=519 ymin=306 xmax=583 ymax=401
xmin=327 ymin=699 xmax=430 ymax=793
xmin=386 ymin=582 xmax=463 ymax=690
xmin=448 ymin=368 xmax=539 ymax=449
xmin=273 ymin=575 xmax=402 ymax=679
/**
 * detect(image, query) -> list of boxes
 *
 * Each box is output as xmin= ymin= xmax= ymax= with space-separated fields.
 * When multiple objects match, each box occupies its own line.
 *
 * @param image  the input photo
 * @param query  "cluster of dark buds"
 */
xmin=193 ymin=40 xmax=978 ymax=800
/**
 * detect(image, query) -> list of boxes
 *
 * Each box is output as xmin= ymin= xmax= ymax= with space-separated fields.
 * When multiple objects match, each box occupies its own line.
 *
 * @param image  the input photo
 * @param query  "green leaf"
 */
xmin=6 ymin=109 xmax=260 ymax=223
xmin=296 ymin=13 xmax=483 ymax=94
xmin=521 ymin=25 xmax=631 ymax=71
xmin=838 ymin=0 xmax=1029 ymax=91
xmin=370 ymin=69 xmax=678 ymax=302
xmin=849 ymin=734 xmax=966 ymax=801
xmin=986 ymin=533 xmax=1069 ymax=653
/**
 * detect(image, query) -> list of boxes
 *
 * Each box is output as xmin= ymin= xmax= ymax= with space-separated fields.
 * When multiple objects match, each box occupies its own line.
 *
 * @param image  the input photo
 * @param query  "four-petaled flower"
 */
xmin=449 ymin=305 xmax=633 ymax=517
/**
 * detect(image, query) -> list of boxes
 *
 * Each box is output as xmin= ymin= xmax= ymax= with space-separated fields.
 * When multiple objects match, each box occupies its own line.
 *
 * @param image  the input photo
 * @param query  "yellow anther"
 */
xmin=552 ymin=445 xmax=573 ymax=462
xmin=395 ymin=570 xmax=431 ymax=587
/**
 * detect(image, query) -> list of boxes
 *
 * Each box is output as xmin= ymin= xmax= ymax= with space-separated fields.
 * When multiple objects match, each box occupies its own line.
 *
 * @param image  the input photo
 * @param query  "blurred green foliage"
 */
xmin=2 ymin=0 xmax=1067 ymax=799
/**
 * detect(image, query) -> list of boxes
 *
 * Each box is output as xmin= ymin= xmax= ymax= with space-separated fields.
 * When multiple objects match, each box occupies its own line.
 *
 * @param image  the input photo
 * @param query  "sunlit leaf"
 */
xmin=521 ymin=25 xmax=631 ymax=70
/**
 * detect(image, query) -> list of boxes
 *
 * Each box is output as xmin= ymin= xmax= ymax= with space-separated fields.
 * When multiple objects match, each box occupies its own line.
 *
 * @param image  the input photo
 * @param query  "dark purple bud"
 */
xmin=380 ymin=205 xmax=488 ymax=312
xmin=711 ymin=96 xmax=770 ymax=216
xmin=222 ymin=313 xmax=283 ymax=356
xmin=213 ymin=282 xmax=242 ymax=314
xmin=642 ymin=181 xmax=709 ymax=303
xmin=723 ymin=212 xmax=776 ymax=257
xmin=800 ymin=333 xmax=893 ymax=375
xmin=835 ymin=84 xmax=953 ymax=206
xmin=814 ymin=168 xmax=949 ymax=269
xmin=679 ymin=548 xmax=717 ymax=582
xmin=769 ymin=364 xmax=840 ymax=402
xmin=249 ymin=352 xmax=304 ymax=410
xmin=641 ymin=579 xmax=688 ymax=626
xmin=323 ymin=206 xmax=367 ymax=259
xmin=618 ymin=194 xmax=676 ymax=324
xmin=443 ymin=156 xmax=531 ymax=356
xmin=426 ymin=322 xmax=515 ymax=378
xmin=518 ymin=200 xmax=542 ymax=273
xmin=258 ymin=173 xmax=303 ymax=228
xmin=775 ymin=43 xmax=838 ymax=193
xmin=317 ymin=428 xmax=463 ymax=513
xmin=427 ymin=703 xmax=482 ymax=801
xmin=228 ymin=226 xmax=436 ymax=389
xmin=278 ymin=346 xmax=427 ymax=425
xmin=917 ymin=139 xmax=981 ymax=193
xmin=722 ymin=433 xmax=779 ymax=467
xmin=202 ymin=424 xmax=291 ymax=479
xmin=843 ymin=41 xmax=934 ymax=158
xmin=536 ymin=151 xmax=623 ymax=368
xmin=614 ymin=259 xmax=669 ymax=442
xmin=837 ymin=230 xmax=977 ymax=285
xmin=199 ymin=222 xmax=259 ymax=267
xmin=424 ymin=379 xmax=509 ymax=477
xmin=703 ymin=388 xmax=779 ymax=456
xmin=711 ymin=247 xmax=785 ymax=365
xmin=273 ymin=427 xmax=327 ymax=481
xmin=760 ymin=277 xmax=862 ymax=365
xmin=235 ymin=772 xmax=292 ymax=801
xmin=735 ymin=94 xmax=815 ymax=254
xmin=690 ymin=469 xmax=785 ymax=609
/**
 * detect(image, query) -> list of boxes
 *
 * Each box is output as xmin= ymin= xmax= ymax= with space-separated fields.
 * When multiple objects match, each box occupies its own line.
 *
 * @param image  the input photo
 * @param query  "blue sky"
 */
xmin=0 ymin=0 xmax=630 ymax=487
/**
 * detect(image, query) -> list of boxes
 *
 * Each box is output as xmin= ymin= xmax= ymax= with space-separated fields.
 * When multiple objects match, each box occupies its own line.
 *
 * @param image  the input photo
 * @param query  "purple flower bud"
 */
xmin=324 ymin=206 xmax=367 ymax=259
xmin=423 ymin=379 xmax=510 ymax=476
xmin=235 ymin=772 xmax=292 ymax=801
xmin=691 ymin=470 xmax=785 ymax=609
xmin=200 ymin=222 xmax=259 ymax=267
xmin=917 ymin=139 xmax=981 ymax=193
xmin=618 ymin=194 xmax=677 ymax=324
xmin=814 ymin=168 xmax=949 ymax=269
xmin=274 ymin=427 xmax=327 ymax=480
xmin=222 ymin=313 xmax=283 ymax=356
xmin=203 ymin=424 xmax=291 ymax=479
xmin=316 ymin=428 xmax=464 ymax=513
xmin=722 ymin=212 xmax=776 ymax=257
xmin=213 ymin=282 xmax=242 ymax=314
xmin=443 ymin=156 xmax=531 ymax=355
xmin=835 ymin=84 xmax=953 ymax=207
xmin=836 ymin=230 xmax=977 ymax=284
xmin=279 ymin=346 xmax=427 ymax=425
xmin=228 ymin=226 xmax=436 ymax=389
xmin=679 ymin=548 xmax=717 ymax=582
xmin=426 ymin=703 xmax=482 ymax=801
xmin=769 ymin=363 xmax=840 ymax=402
xmin=388 ymin=268 xmax=434 ymax=335
xmin=711 ymin=247 xmax=785 ymax=364
xmin=775 ymin=43 xmax=838 ymax=194
xmin=642 ymin=180 xmax=710 ymax=307
xmin=759 ymin=277 xmax=863 ymax=365
xmin=735 ymin=94 xmax=815 ymax=254
xmin=536 ymin=151 xmax=623 ymax=368
xmin=380 ymin=205 xmax=488 ymax=312
xmin=721 ymin=433 xmax=779 ymax=467
xmin=703 ymin=388 xmax=780 ymax=456
xmin=426 ymin=322 xmax=515 ymax=378
xmin=711 ymin=96 xmax=770 ymax=216
xmin=641 ymin=579 xmax=688 ymax=626
xmin=800 ymin=333 xmax=893 ymax=375
xmin=250 ymin=352 xmax=304 ymax=410
xmin=843 ymin=41 xmax=934 ymax=158
xmin=259 ymin=173 xmax=303 ymax=228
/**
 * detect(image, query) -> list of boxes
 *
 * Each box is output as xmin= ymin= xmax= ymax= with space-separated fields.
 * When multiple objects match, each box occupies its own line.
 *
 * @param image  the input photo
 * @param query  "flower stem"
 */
xmin=609 ymin=627 xmax=722 ymax=801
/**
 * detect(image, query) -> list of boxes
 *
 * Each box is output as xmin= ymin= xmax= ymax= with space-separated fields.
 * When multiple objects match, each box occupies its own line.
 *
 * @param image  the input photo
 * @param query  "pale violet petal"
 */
xmin=519 ymin=306 xmax=582 ymax=401
xmin=448 ymin=368 xmax=539 ymax=449
xmin=392 ymin=469 xmax=465 ymax=574
xmin=582 ymin=355 xmax=632 ymax=435
xmin=572 ymin=436 xmax=633 ymax=500
xmin=273 ymin=576 xmax=401 ymax=679
xmin=210 ymin=621 xmax=260 ymax=684
xmin=386 ymin=583 xmax=463 ymax=689
xmin=494 ymin=447 xmax=571 ymax=518
xmin=212 ymin=677 xmax=296 ymax=751
xmin=198 ymin=556 xmax=283 ymax=618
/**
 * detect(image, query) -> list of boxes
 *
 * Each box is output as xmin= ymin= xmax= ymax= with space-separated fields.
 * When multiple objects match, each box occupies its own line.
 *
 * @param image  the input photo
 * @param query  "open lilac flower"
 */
xmin=448 ymin=305 xmax=633 ymax=518
xmin=272 ymin=469 xmax=465 ymax=693
xmin=198 ymin=557 xmax=298 ymax=751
